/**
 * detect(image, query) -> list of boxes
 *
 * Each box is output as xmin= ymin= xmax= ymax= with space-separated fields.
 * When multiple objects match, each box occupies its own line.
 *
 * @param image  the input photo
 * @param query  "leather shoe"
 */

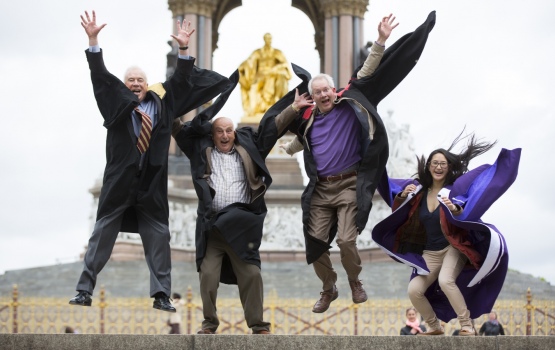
xmin=312 ymin=285 xmax=338 ymax=313
xmin=458 ymin=328 xmax=476 ymax=336
xmin=69 ymin=291 xmax=92 ymax=307
xmin=417 ymin=328 xmax=444 ymax=336
xmin=348 ymin=280 xmax=368 ymax=304
xmin=153 ymin=294 xmax=176 ymax=313
xmin=197 ymin=328 xmax=216 ymax=334
xmin=252 ymin=329 xmax=271 ymax=334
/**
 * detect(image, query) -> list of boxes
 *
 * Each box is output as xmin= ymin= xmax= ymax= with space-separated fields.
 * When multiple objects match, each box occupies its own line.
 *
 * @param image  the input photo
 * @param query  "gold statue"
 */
xmin=239 ymin=33 xmax=292 ymax=121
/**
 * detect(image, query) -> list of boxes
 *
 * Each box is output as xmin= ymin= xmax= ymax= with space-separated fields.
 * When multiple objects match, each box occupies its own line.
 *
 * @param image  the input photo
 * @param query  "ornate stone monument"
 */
xmin=84 ymin=0 xmax=418 ymax=264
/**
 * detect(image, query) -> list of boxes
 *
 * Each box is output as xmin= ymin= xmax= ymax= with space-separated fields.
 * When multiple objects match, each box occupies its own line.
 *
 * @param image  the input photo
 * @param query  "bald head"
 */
xmin=211 ymin=117 xmax=235 ymax=153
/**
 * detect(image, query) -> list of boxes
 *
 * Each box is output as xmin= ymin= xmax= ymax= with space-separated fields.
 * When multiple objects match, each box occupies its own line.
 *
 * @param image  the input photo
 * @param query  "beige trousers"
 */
xmin=408 ymin=245 xmax=472 ymax=330
xmin=199 ymin=229 xmax=270 ymax=332
xmin=308 ymin=176 xmax=362 ymax=290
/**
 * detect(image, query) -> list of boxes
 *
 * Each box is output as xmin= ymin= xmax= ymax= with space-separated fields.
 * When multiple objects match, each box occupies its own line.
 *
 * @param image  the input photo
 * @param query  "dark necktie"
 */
xmin=135 ymin=108 xmax=152 ymax=154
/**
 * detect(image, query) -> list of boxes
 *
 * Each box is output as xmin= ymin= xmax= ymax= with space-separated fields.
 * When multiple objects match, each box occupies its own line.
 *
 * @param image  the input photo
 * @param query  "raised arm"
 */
xmin=80 ymin=10 xmax=107 ymax=47
xmin=277 ymin=89 xmax=313 ymax=155
xmin=357 ymin=14 xmax=398 ymax=79
xmin=255 ymin=88 xmax=313 ymax=158
xmin=81 ymin=11 xmax=138 ymax=127
xmin=163 ymin=19 xmax=230 ymax=119
xmin=376 ymin=14 xmax=399 ymax=46
xmin=354 ymin=11 xmax=436 ymax=106
xmin=274 ymin=88 xmax=313 ymax=135
xmin=170 ymin=19 xmax=195 ymax=57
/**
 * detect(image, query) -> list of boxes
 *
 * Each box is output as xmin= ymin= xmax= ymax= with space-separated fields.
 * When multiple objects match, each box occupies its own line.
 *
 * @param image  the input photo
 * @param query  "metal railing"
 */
xmin=1 ymin=285 xmax=553 ymax=335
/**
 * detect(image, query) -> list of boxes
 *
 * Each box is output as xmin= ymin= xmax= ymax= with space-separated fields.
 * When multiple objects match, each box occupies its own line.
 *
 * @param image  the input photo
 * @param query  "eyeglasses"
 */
xmin=429 ymin=161 xmax=448 ymax=169
xmin=312 ymin=87 xmax=331 ymax=97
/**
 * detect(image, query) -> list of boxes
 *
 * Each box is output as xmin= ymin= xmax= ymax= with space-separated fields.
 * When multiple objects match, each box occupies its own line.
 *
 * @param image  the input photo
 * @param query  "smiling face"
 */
xmin=212 ymin=117 xmax=235 ymax=153
xmin=406 ymin=309 xmax=417 ymax=322
xmin=311 ymin=77 xmax=337 ymax=114
xmin=124 ymin=67 xmax=148 ymax=102
xmin=428 ymin=153 xmax=449 ymax=185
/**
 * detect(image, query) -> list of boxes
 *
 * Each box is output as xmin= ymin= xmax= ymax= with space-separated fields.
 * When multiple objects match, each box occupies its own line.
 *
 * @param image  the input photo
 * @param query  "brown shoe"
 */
xmin=252 ymin=329 xmax=271 ymax=334
xmin=417 ymin=328 xmax=444 ymax=336
xmin=348 ymin=280 xmax=368 ymax=304
xmin=312 ymin=285 xmax=338 ymax=313
xmin=458 ymin=328 xmax=476 ymax=336
xmin=197 ymin=328 xmax=216 ymax=334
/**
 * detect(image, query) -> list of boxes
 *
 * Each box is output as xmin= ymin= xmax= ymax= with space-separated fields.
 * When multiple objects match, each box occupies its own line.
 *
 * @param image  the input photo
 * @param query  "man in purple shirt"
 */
xmin=281 ymin=12 xmax=436 ymax=313
xmin=281 ymin=14 xmax=398 ymax=313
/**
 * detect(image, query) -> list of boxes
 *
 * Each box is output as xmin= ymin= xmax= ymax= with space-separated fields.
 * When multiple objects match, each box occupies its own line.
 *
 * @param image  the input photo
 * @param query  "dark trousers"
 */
xmin=76 ymin=180 xmax=172 ymax=297
xmin=199 ymin=229 xmax=270 ymax=332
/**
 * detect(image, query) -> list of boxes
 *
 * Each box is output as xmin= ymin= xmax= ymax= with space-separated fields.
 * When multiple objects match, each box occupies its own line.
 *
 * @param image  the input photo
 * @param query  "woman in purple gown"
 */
xmin=373 ymin=133 xmax=520 ymax=336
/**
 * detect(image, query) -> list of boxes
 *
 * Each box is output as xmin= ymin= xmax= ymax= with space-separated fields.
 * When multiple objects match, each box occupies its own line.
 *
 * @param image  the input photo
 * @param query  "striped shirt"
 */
xmin=207 ymin=147 xmax=251 ymax=212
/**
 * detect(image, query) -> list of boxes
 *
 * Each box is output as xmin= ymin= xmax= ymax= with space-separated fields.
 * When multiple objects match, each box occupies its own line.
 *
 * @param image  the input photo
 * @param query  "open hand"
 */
xmin=80 ymin=10 xmax=106 ymax=42
xmin=292 ymin=88 xmax=314 ymax=111
xmin=376 ymin=14 xmax=399 ymax=45
xmin=171 ymin=19 xmax=196 ymax=48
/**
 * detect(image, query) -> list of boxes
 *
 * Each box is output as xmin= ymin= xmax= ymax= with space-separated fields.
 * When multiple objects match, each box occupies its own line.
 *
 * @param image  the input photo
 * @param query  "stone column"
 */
xmin=320 ymin=0 xmax=368 ymax=85
xmin=167 ymin=0 xmax=218 ymax=125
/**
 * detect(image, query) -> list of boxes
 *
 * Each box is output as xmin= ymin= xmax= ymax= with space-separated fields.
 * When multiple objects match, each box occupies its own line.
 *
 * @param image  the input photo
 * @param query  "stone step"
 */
xmin=1 ymin=334 xmax=554 ymax=350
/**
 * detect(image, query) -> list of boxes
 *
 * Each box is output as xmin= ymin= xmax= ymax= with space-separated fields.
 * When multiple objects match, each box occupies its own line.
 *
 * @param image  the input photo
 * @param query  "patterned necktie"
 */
xmin=135 ymin=108 xmax=152 ymax=154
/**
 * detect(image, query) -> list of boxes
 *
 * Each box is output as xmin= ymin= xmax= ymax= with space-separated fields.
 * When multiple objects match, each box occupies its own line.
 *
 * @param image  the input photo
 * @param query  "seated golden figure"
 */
xmin=239 ymin=33 xmax=292 ymax=121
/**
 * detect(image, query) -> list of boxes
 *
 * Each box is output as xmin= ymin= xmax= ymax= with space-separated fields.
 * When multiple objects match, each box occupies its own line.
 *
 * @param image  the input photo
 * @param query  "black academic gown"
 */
xmin=173 ymin=71 xmax=284 ymax=284
xmin=87 ymin=49 xmax=230 ymax=232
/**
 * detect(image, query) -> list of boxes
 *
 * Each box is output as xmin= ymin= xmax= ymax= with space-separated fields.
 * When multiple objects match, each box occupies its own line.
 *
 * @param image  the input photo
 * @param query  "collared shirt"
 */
xmin=87 ymin=46 xmax=192 ymax=169
xmin=207 ymin=146 xmax=251 ymax=212
xmin=132 ymin=100 xmax=158 ymax=169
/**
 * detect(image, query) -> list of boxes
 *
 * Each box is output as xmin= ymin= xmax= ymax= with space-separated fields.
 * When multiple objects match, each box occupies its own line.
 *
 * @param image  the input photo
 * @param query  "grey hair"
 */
xmin=123 ymin=66 xmax=148 ymax=83
xmin=308 ymin=74 xmax=335 ymax=95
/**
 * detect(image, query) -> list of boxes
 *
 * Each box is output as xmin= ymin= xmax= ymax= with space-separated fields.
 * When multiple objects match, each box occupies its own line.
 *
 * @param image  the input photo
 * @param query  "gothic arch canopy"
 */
xmin=208 ymin=0 xmax=326 ymax=65
xmin=168 ymin=0 xmax=369 ymax=74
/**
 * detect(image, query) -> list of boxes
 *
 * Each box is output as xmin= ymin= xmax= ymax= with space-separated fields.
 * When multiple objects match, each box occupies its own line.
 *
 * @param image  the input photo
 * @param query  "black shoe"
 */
xmin=69 ymin=291 xmax=92 ymax=307
xmin=153 ymin=293 xmax=176 ymax=313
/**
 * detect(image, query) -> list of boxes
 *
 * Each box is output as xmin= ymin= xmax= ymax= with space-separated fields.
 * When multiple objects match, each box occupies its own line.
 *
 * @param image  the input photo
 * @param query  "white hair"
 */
xmin=308 ymin=74 xmax=335 ymax=95
xmin=123 ymin=66 xmax=148 ymax=83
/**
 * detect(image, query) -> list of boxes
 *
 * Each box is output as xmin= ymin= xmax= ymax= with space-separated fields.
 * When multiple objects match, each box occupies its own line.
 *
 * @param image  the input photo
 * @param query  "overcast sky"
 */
xmin=1 ymin=0 xmax=554 ymax=291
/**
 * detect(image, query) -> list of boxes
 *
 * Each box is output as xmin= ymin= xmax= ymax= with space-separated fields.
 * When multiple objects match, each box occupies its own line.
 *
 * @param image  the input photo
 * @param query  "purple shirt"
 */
xmin=309 ymin=102 xmax=362 ymax=177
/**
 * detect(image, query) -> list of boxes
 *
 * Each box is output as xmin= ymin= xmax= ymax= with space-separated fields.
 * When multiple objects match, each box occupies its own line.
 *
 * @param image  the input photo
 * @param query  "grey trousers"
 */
xmin=76 ymin=184 xmax=171 ymax=298
xmin=307 ymin=176 xmax=362 ymax=290
xmin=199 ymin=229 xmax=270 ymax=332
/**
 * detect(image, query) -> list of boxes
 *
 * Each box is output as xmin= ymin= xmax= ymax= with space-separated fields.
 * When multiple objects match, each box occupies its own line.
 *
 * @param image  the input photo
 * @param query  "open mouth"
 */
xmin=219 ymin=140 xmax=230 ymax=147
xmin=433 ymin=170 xmax=444 ymax=177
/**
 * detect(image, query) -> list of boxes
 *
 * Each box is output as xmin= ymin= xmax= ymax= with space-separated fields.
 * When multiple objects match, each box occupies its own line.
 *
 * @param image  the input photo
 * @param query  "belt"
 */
xmin=318 ymin=171 xmax=357 ymax=182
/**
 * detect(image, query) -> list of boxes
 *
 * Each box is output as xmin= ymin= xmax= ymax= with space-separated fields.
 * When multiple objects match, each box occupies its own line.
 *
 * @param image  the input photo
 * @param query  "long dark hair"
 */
xmin=416 ymin=130 xmax=496 ymax=188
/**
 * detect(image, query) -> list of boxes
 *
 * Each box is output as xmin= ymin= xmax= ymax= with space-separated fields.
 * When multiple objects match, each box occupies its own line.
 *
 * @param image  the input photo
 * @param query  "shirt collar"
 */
xmin=214 ymin=145 xmax=236 ymax=155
